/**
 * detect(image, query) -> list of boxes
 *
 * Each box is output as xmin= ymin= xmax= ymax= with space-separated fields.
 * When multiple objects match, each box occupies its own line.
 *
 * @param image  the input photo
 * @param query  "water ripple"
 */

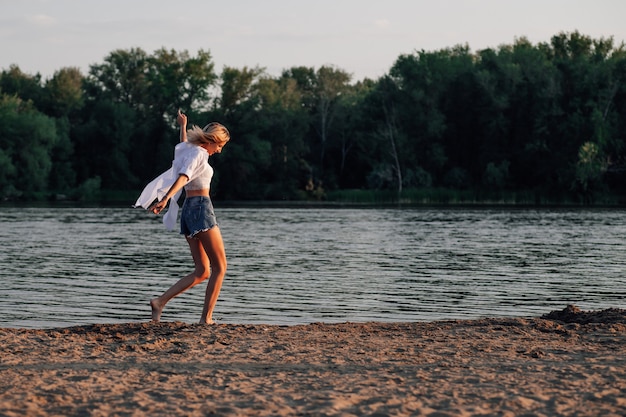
xmin=0 ymin=206 xmax=625 ymax=328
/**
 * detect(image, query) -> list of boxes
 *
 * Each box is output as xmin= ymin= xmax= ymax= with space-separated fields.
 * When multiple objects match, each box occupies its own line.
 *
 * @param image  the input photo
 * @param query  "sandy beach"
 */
xmin=0 ymin=306 xmax=625 ymax=416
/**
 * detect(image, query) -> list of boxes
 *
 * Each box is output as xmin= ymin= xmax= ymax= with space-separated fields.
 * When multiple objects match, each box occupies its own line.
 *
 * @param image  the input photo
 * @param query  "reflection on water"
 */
xmin=0 ymin=206 xmax=624 ymax=328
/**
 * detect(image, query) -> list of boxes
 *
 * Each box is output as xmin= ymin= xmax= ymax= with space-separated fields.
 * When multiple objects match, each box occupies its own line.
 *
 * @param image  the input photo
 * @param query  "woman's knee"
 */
xmin=194 ymin=265 xmax=211 ymax=281
xmin=211 ymin=259 xmax=227 ymax=277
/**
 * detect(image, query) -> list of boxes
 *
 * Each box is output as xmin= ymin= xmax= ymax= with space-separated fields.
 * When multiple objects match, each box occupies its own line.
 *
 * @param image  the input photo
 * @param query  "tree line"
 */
xmin=1 ymin=31 xmax=625 ymax=204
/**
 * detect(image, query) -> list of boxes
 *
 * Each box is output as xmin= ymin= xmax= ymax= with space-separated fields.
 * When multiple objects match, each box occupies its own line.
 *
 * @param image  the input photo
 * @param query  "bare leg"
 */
xmin=150 ymin=299 xmax=164 ymax=322
xmin=196 ymin=226 xmax=227 ymax=324
xmin=150 ymin=236 xmax=210 ymax=322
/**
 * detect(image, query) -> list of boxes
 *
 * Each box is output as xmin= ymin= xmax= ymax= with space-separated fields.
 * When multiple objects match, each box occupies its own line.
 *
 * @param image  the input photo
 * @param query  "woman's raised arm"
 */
xmin=177 ymin=109 xmax=188 ymax=143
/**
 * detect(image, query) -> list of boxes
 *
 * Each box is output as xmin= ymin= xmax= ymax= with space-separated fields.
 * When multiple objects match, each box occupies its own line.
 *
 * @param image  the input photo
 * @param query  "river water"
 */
xmin=0 ymin=206 xmax=624 ymax=328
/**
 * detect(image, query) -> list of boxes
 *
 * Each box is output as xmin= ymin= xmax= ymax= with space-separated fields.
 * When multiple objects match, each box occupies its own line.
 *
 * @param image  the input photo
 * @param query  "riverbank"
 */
xmin=1 ymin=306 xmax=625 ymax=416
xmin=4 ymin=184 xmax=626 ymax=208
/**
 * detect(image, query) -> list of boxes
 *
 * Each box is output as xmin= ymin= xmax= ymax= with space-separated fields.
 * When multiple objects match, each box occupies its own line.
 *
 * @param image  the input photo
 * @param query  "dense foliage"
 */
xmin=1 ymin=32 xmax=625 ymax=204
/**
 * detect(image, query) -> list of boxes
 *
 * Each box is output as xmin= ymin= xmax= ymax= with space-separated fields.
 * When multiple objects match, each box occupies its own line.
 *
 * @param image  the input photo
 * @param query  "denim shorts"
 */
xmin=180 ymin=196 xmax=218 ymax=238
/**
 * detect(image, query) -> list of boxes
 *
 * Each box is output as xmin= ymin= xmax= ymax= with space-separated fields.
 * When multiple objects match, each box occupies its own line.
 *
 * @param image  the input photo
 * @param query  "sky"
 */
xmin=1 ymin=0 xmax=625 ymax=83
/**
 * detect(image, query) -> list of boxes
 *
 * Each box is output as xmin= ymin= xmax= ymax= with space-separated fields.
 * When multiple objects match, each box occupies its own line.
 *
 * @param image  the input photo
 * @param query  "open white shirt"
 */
xmin=134 ymin=142 xmax=211 ymax=231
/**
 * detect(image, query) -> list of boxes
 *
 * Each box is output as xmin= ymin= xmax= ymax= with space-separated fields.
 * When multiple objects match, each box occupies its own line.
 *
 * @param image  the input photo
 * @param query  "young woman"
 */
xmin=142 ymin=110 xmax=230 ymax=324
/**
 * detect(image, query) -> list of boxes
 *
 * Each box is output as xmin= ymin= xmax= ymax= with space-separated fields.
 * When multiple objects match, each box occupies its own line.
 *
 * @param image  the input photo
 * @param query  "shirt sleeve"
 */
xmin=174 ymin=144 xmax=204 ymax=180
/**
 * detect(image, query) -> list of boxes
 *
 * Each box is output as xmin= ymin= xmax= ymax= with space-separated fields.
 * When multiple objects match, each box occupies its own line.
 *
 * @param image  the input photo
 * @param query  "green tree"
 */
xmin=48 ymin=117 xmax=76 ymax=193
xmin=575 ymin=141 xmax=606 ymax=200
xmin=43 ymin=67 xmax=84 ymax=118
xmin=256 ymin=73 xmax=311 ymax=198
xmin=208 ymin=66 xmax=271 ymax=199
xmin=310 ymin=65 xmax=351 ymax=175
xmin=2 ymin=32 xmax=625 ymax=203
xmin=0 ymin=95 xmax=58 ymax=198
xmin=357 ymin=75 xmax=405 ymax=193
xmin=387 ymin=47 xmax=475 ymax=187
xmin=83 ymin=47 xmax=218 ymax=188
xmin=73 ymin=99 xmax=138 ymax=190
xmin=330 ymin=79 xmax=374 ymax=188
xmin=87 ymin=48 xmax=150 ymax=108
xmin=217 ymin=66 xmax=263 ymax=115
xmin=498 ymin=38 xmax=560 ymax=192
xmin=0 ymin=65 xmax=44 ymax=108
xmin=146 ymin=48 xmax=216 ymax=119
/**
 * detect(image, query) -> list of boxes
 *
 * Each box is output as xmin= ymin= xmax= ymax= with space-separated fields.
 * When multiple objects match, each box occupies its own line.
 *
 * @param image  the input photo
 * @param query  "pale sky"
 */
xmin=1 ymin=0 xmax=625 ymax=82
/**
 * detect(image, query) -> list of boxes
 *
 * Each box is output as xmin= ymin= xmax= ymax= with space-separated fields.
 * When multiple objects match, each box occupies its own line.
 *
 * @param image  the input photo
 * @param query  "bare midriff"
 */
xmin=186 ymin=189 xmax=209 ymax=197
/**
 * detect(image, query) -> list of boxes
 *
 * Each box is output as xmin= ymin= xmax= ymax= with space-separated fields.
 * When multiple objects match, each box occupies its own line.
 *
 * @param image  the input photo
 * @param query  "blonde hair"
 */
xmin=188 ymin=122 xmax=230 ymax=146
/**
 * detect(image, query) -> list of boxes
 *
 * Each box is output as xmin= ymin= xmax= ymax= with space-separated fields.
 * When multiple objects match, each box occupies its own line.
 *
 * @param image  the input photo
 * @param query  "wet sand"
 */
xmin=0 ymin=306 xmax=625 ymax=416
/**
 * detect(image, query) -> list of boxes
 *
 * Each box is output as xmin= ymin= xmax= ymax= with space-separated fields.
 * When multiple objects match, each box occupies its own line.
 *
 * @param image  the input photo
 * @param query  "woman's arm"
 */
xmin=150 ymin=110 xmax=189 ymax=214
xmin=149 ymin=174 xmax=189 ymax=214
xmin=177 ymin=109 xmax=188 ymax=143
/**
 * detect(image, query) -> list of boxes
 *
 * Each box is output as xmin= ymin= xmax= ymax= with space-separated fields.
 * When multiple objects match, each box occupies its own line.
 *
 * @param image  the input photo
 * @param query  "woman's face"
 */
xmin=202 ymin=141 xmax=226 ymax=156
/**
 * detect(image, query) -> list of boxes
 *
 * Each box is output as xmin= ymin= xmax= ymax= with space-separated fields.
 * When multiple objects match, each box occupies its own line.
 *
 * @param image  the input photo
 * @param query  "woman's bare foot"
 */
xmin=150 ymin=299 xmax=163 ymax=322
xmin=199 ymin=319 xmax=216 ymax=325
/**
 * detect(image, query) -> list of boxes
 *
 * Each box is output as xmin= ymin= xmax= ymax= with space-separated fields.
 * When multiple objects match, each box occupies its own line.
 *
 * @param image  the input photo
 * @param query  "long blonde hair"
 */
xmin=188 ymin=122 xmax=230 ymax=146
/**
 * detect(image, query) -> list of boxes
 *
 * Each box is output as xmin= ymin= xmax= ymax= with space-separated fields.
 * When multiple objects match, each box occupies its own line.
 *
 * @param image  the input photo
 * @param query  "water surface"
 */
xmin=0 ymin=206 xmax=624 ymax=328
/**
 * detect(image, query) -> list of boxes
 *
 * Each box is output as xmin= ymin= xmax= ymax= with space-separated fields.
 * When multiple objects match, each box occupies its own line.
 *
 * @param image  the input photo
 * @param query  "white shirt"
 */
xmin=173 ymin=142 xmax=213 ymax=191
xmin=134 ymin=141 xmax=213 ymax=230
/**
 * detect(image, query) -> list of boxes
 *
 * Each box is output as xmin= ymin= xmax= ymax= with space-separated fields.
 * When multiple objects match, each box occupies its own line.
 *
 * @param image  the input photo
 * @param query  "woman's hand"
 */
xmin=150 ymin=197 xmax=168 ymax=214
xmin=177 ymin=109 xmax=188 ymax=142
xmin=149 ymin=175 xmax=188 ymax=215
xmin=177 ymin=109 xmax=187 ymax=127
